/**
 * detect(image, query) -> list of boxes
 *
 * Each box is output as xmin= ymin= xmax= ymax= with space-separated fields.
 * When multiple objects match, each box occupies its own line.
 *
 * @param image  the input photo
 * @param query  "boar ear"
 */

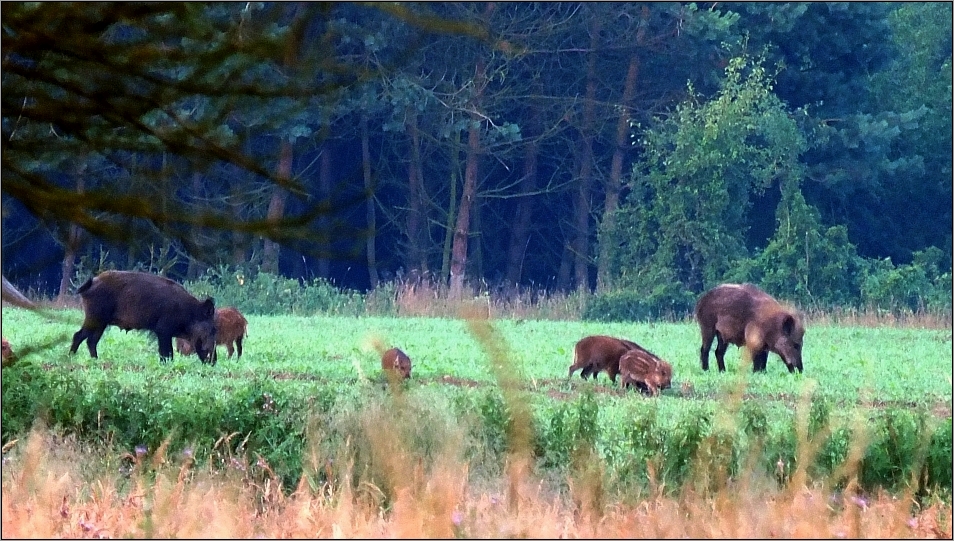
xmin=201 ymin=298 xmax=215 ymax=318
xmin=782 ymin=314 xmax=796 ymax=336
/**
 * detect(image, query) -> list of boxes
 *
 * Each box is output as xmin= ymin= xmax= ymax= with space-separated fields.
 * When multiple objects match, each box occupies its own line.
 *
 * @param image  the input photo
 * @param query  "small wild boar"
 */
xmin=695 ymin=283 xmax=805 ymax=373
xmin=567 ymin=335 xmax=642 ymax=384
xmin=69 ymin=271 xmax=217 ymax=363
xmin=176 ymin=306 xmax=248 ymax=365
xmin=381 ymin=347 xmax=412 ymax=380
xmin=619 ymin=346 xmax=673 ymax=396
xmin=2 ymin=336 xmax=14 ymax=366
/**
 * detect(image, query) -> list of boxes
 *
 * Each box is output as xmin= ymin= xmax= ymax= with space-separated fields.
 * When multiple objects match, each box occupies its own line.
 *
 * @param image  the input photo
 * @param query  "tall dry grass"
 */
xmin=2 ymin=421 xmax=951 ymax=539
xmin=804 ymin=305 xmax=953 ymax=330
xmin=389 ymin=278 xmax=953 ymax=329
xmin=390 ymin=278 xmax=588 ymax=321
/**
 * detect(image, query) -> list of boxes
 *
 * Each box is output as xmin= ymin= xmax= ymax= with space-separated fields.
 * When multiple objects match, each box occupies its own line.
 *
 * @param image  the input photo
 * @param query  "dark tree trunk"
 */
xmin=449 ymin=54 xmax=488 ymax=299
xmin=361 ymin=113 xmax=379 ymax=288
xmin=261 ymin=7 xmax=302 ymax=276
xmin=597 ymin=52 xmax=640 ymax=291
xmin=557 ymin=241 xmax=572 ymax=292
xmin=262 ymin=141 xmax=293 ymax=274
xmin=231 ymin=174 xmax=249 ymax=265
xmin=440 ymin=132 xmax=461 ymax=284
xmin=317 ymin=147 xmax=331 ymax=279
xmin=406 ymin=109 xmax=428 ymax=274
xmin=186 ymin=171 xmax=206 ymax=280
xmin=504 ymin=135 xmax=540 ymax=286
xmin=449 ymin=105 xmax=482 ymax=299
xmin=57 ymin=166 xmax=85 ymax=305
xmin=573 ymin=17 xmax=601 ymax=293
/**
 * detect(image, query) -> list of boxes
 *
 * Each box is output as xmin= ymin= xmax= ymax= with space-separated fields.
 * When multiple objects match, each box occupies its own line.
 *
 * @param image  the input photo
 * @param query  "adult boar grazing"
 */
xmin=568 ymin=335 xmax=641 ymax=384
xmin=619 ymin=346 xmax=673 ymax=396
xmin=380 ymin=347 xmax=412 ymax=381
xmin=69 ymin=271 xmax=216 ymax=363
xmin=176 ymin=307 xmax=248 ymax=365
xmin=695 ymin=283 xmax=804 ymax=373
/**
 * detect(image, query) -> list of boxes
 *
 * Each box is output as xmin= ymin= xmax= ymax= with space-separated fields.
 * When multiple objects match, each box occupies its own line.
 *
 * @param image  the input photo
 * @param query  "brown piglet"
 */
xmin=380 ymin=347 xmax=412 ymax=380
xmin=619 ymin=346 xmax=672 ymax=396
xmin=176 ymin=306 xmax=248 ymax=365
xmin=567 ymin=335 xmax=644 ymax=384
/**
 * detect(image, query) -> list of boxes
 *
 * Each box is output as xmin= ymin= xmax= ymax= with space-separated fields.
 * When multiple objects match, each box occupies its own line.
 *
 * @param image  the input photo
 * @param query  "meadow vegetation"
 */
xmin=1 ymin=276 xmax=951 ymax=538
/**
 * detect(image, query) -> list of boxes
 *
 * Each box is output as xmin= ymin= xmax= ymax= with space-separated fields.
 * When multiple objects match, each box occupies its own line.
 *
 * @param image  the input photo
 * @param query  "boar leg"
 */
xmin=568 ymin=356 xmax=587 ymax=379
xmin=699 ymin=327 xmax=715 ymax=371
xmin=235 ymin=335 xmax=243 ymax=359
xmin=71 ymin=325 xmax=105 ymax=358
xmin=84 ymin=327 xmax=107 ymax=358
xmin=752 ymin=350 xmax=769 ymax=372
xmin=714 ymin=334 xmax=729 ymax=372
xmin=225 ymin=342 xmax=235 ymax=359
xmin=579 ymin=363 xmax=594 ymax=380
xmin=607 ymin=362 xmax=619 ymax=384
xmin=156 ymin=333 xmax=175 ymax=362
xmin=69 ymin=329 xmax=89 ymax=356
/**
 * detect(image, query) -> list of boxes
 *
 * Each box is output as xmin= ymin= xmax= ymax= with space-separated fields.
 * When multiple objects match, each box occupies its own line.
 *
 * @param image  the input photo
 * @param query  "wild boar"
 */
xmin=695 ymin=283 xmax=805 ymax=373
xmin=567 ymin=335 xmax=642 ymax=384
xmin=2 ymin=336 xmax=14 ymax=366
xmin=69 ymin=270 xmax=216 ymax=363
xmin=176 ymin=306 xmax=248 ymax=364
xmin=381 ymin=347 xmax=412 ymax=380
xmin=619 ymin=346 xmax=673 ymax=396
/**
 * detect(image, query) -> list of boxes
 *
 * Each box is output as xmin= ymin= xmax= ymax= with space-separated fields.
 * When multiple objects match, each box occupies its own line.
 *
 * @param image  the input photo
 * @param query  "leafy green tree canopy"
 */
xmin=605 ymin=54 xmax=806 ymax=295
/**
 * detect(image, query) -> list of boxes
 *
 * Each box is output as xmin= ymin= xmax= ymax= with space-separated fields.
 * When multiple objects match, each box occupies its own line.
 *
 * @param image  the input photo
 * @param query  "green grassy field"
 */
xmin=2 ymin=306 xmax=951 ymax=497
xmin=4 ymin=307 xmax=950 ymax=409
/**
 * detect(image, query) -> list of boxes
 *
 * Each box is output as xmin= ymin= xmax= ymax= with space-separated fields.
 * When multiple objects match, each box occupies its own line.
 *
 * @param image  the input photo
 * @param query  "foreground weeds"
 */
xmin=2 ymin=423 xmax=951 ymax=539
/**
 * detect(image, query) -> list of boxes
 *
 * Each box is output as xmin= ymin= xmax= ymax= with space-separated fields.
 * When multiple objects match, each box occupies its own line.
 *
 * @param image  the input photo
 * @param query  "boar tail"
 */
xmin=76 ymin=277 xmax=94 ymax=295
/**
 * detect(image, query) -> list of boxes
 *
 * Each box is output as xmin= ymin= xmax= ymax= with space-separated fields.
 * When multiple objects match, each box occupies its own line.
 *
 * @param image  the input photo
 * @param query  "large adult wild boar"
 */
xmin=695 ymin=283 xmax=804 ymax=373
xmin=176 ymin=306 xmax=248 ymax=365
xmin=567 ymin=335 xmax=642 ymax=383
xmin=69 ymin=271 xmax=217 ymax=363
xmin=619 ymin=346 xmax=673 ymax=396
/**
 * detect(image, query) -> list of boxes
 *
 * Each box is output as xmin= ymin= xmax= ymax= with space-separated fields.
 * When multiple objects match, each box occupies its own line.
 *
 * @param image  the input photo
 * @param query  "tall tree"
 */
xmin=3 ymin=3 xmax=321 ymax=254
xmin=449 ymin=44 xmax=491 ymax=299
xmin=570 ymin=12 xmax=601 ymax=293
xmin=1 ymin=2 xmax=444 ymax=285
xmin=721 ymin=3 xmax=942 ymax=262
xmin=609 ymin=55 xmax=807 ymax=294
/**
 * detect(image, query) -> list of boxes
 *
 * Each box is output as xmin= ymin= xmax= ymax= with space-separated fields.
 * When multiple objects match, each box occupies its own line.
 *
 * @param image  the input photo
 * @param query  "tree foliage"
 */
xmin=606 ymin=54 xmax=806 ymax=294
xmin=1 ymin=2 xmax=949 ymax=312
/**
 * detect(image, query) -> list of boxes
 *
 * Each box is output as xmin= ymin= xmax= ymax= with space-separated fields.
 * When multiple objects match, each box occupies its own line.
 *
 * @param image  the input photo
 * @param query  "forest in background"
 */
xmin=2 ymin=2 xmax=951 ymax=312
